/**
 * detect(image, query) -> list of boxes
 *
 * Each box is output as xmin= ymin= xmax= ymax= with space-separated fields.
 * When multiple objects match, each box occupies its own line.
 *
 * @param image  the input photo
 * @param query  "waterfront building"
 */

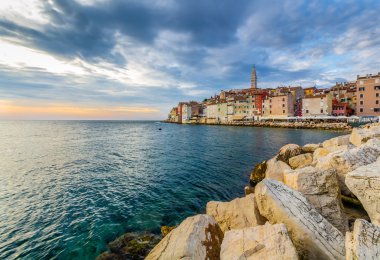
xmin=302 ymin=93 xmax=332 ymax=116
xmin=303 ymin=87 xmax=316 ymax=96
xmin=168 ymin=107 xmax=178 ymax=122
xmin=205 ymin=102 xmax=218 ymax=123
xmin=356 ymin=73 xmax=380 ymax=117
xmin=332 ymin=100 xmax=353 ymax=116
xmin=262 ymin=92 xmax=294 ymax=118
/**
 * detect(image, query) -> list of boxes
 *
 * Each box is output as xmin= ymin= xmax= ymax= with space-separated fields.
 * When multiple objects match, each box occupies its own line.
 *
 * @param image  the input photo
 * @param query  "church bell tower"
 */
xmin=250 ymin=65 xmax=257 ymax=89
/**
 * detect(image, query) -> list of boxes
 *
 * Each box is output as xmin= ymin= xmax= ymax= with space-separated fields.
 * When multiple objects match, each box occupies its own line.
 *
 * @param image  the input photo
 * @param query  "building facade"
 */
xmin=302 ymin=93 xmax=332 ymax=116
xmin=356 ymin=73 xmax=380 ymax=117
xmin=262 ymin=93 xmax=294 ymax=118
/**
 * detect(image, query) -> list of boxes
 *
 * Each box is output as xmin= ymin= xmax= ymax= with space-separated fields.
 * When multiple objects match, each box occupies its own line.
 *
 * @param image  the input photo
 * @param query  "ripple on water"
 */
xmin=0 ymin=121 xmax=346 ymax=259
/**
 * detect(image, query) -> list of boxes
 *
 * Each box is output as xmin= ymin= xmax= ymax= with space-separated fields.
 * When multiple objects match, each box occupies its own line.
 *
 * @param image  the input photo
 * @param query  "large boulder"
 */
xmin=302 ymin=143 xmax=320 ymax=153
xmin=346 ymin=219 xmax=380 ymax=259
xmin=322 ymin=135 xmax=350 ymax=148
xmin=206 ymin=194 xmax=266 ymax=233
xmin=265 ymin=157 xmax=292 ymax=182
xmin=220 ymin=223 xmax=298 ymax=260
xmin=284 ymin=166 xmax=348 ymax=233
xmin=250 ymin=160 xmax=267 ymax=187
xmin=315 ymin=138 xmax=380 ymax=196
xmin=312 ymin=147 xmax=331 ymax=163
xmin=146 ymin=214 xmax=223 ymax=260
xmin=345 ymin=158 xmax=380 ymax=226
xmin=255 ymin=179 xmax=345 ymax=260
xmin=350 ymin=124 xmax=380 ymax=146
xmin=277 ymin=144 xmax=302 ymax=163
xmin=288 ymin=153 xmax=313 ymax=169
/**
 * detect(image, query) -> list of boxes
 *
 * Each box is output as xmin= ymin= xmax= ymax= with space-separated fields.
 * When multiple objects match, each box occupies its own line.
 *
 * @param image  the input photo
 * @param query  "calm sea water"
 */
xmin=0 ymin=121 xmax=345 ymax=259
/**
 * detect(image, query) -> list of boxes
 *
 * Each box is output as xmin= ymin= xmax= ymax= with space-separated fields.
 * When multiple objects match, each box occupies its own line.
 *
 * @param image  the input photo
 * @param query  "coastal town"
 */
xmin=166 ymin=66 xmax=380 ymax=124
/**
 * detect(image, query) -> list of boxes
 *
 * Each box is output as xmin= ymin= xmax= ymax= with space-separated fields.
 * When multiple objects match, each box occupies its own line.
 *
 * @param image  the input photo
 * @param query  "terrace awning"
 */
xmin=232 ymin=115 xmax=246 ymax=121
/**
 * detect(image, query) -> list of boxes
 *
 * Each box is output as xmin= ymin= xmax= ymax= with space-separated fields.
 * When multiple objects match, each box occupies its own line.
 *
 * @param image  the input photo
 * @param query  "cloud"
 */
xmin=0 ymin=0 xmax=380 ymax=119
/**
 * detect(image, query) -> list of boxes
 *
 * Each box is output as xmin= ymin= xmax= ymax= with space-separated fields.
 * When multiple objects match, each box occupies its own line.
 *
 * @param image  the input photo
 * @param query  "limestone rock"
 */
xmin=288 ymin=153 xmax=313 ymax=169
xmin=284 ymin=166 xmax=348 ymax=233
xmin=312 ymin=147 xmax=331 ymax=163
xmin=146 ymin=214 xmax=223 ymax=260
xmin=346 ymin=219 xmax=380 ymax=260
xmin=255 ymin=179 xmax=345 ymax=260
xmin=265 ymin=157 xmax=292 ymax=182
xmin=322 ymin=135 xmax=350 ymax=148
xmin=220 ymin=223 xmax=298 ymax=260
xmin=345 ymin=158 xmax=380 ymax=226
xmin=277 ymin=144 xmax=302 ymax=163
xmin=350 ymin=124 xmax=380 ymax=146
xmin=302 ymin=143 xmax=320 ymax=153
xmin=250 ymin=160 xmax=267 ymax=187
xmin=206 ymin=194 xmax=266 ymax=233
xmin=315 ymin=138 xmax=380 ymax=195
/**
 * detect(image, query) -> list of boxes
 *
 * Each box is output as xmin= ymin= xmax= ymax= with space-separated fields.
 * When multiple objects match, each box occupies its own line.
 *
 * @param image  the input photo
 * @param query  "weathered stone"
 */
xmin=315 ymin=138 xmax=380 ymax=196
xmin=312 ymin=147 xmax=331 ymax=163
xmin=161 ymin=226 xmax=176 ymax=238
xmin=206 ymin=194 xmax=266 ymax=233
xmin=288 ymin=153 xmax=313 ymax=169
xmin=97 ymin=233 xmax=160 ymax=260
xmin=277 ymin=144 xmax=302 ymax=163
xmin=284 ymin=166 xmax=348 ymax=233
xmin=220 ymin=223 xmax=298 ymax=260
xmin=322 ymin=134 xmax=350 ymax=148
xmin=244 ymin=185 xmax=254 ymax=195
xmin=346 ymin=219 xmax=380 ymax=260
xmin=255 ymin=179 xmax=345 ymax=260
xmin=302 ymin=143 xmax=320 ymax=153
xmin=345 ymin=158 xmax=380 ymax=226
xmin=249 ymin=160 xmax=267 ymax=187
xmin=265 ymin=157 xmax=292 ymax=182
xmin=350 ymin=124 xmax=380 ymax=146
xmin=146 ymin=214 xmax=223 ymax=260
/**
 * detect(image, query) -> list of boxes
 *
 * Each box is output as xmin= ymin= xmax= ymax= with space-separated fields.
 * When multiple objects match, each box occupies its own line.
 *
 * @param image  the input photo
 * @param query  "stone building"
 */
xmin=262 ymin=93 xmax=294 ymax=118
xmin=302 ymin=93 xmax=332 ymax=116
xmin=356 ymin=73 xmax=380 ymax=117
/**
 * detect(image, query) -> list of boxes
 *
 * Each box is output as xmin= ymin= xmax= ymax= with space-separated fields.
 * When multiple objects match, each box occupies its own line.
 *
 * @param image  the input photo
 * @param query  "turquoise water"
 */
xmin=0 ymin=121 xmax=345 ymax=259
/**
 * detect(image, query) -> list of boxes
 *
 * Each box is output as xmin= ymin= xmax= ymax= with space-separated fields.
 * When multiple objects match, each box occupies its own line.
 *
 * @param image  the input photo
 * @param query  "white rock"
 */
xmin=345 ymin=158 xmax=380 ymax=226
xmin=315 ymin=138 xmax=380 ymax=195
xmin=146 ymin=214 xmax=223 ymax=260
xmin=220 ymin=223 xmax=298 ymax=260
xmin=288 ymin=153 xmax=313 ymax=169
xmin=312 ymin=147 xmax=331 ymax=163
xmin=255 ymin=179 xmax=345 ymax=260
xmin=346 ymin=219 xmax=380 ymax=260
xmin=284 ymin=166 xmax=348 ymax=233
xmin=206 ymin=194 xmax=266 ymax=233
xmin=323 ymin=135 xmax=350 ymax=148
xmin=350 ymin=124 xmax=380 ymax=146
xmin=265 ymin=157 xmax=292 ymax=182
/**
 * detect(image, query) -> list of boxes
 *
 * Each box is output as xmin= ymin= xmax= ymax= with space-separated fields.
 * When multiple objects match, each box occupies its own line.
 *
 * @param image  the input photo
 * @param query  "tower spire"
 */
xmin=251 ymin=64 xmax=257 ymax=89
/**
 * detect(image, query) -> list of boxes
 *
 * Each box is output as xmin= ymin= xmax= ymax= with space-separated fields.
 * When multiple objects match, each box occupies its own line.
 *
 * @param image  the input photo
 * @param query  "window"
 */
xmin=321 ymin=109 xmax=324 ymax=113
xmin=377 ymin=100 xmax=379 ymax=105
xmin=360 ymin=101 xmax=364 ymax=105
xmin=282 ymin=98 xmax=285 ymax=101
xmin=282 ymin=104 xmax=285 ymax=107
xmin=306 ymin=110 xmax=309 ymax=113
xmin=375 ymin=108 xmax=380 ymax=112
xmin=270 ymin=110 xmax=272 ymax=114
xmin=376 ymin=79 xmax=380 ymax=83
xmin=360 ymin=94 xmax=364 ymax=98
xmin=359 ymin=87 xmax=365 ymax=91
xmin=270 ymin=99 xmax=272 ymax=103
xmin=360 ymin=80 xmax=364 ymax=85
xmin=375 ymin=86 xmax=380 ymax=90
xmin=377 ymin=93 xmax=380 ymax=98
xmin=269 ymin=105 xmax=272 ymax=108
xmin=283 ymin=110 xmax=285 ymax=113
xmin=360 ymin=108 xmax=363 ymax=112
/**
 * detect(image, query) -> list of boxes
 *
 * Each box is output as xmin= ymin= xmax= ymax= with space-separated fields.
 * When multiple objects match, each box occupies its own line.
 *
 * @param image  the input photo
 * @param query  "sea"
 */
xmin=0 ymin=121 xmax=346 ymax=259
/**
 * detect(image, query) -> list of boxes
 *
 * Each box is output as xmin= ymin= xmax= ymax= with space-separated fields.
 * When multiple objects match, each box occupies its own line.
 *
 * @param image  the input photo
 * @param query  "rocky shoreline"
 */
xmin=97 ymin=123 xmax=380 ymax=259
xmin=164 ymin=120 xmax=353 ymax=131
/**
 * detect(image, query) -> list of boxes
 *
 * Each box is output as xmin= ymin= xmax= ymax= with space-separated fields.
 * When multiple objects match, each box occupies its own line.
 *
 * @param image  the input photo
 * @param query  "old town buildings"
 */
xmin=167 ymin=68 xmax=380 ymax=123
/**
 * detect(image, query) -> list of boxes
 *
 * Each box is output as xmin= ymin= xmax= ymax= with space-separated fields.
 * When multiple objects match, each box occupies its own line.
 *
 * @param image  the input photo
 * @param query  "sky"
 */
xmin=0 ymin=0 xmax=380 ymax=120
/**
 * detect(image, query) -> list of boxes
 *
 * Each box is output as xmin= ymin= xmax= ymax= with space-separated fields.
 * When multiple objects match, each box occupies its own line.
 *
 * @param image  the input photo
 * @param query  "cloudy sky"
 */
xmin=0 ymin=0 xmax=379 ymax=119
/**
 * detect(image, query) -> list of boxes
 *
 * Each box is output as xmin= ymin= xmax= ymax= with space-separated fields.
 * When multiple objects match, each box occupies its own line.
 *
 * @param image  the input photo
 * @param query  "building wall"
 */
xmin=356 ymin=73 xmax=380 ymax=116
xmin=206 ymin=104 xmax=217 ymax=120
xmin=262 ymin=93 xmax=294 ymax=117
xmin=217 ymin=102 xmax=228 ymax=122
xmin=302 ymin=94 xmax=332 ymax=116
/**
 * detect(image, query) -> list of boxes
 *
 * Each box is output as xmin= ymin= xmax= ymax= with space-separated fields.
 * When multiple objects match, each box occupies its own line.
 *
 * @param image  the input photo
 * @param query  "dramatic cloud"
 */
xmin=0 ymin=0 xmax=380 ymax=119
